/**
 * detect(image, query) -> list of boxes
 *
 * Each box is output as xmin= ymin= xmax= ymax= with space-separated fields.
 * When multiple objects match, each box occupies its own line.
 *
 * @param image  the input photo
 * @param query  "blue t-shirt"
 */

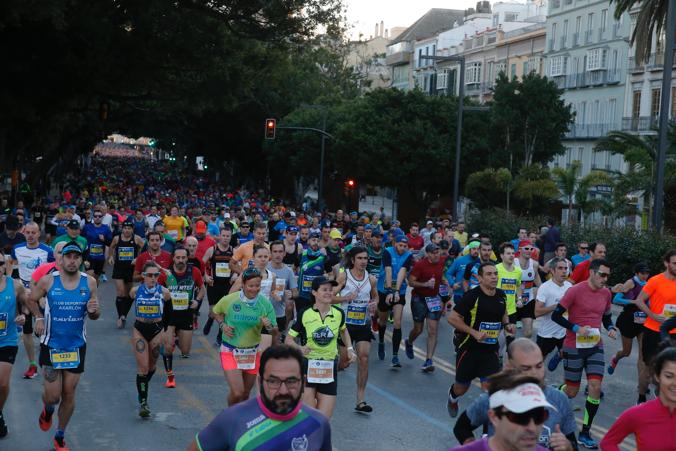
xmin=464 ymin=386 xmax=576 ymax=449
xmin=82 ymin=223 xmax=112 ymax=261
xmin=571 ymin=253 xmax=591 ymax=267
xmin=448 ymin=255 xmax=477 ymax=296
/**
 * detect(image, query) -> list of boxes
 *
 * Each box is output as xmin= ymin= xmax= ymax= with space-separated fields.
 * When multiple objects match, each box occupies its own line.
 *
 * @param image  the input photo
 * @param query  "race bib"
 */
xmin=439 ymin=284 xmax=450 ymax=297
xmin=576 ymin=328 xmax=601 ymax=348
xmin=478 ymin=322 xmax=501 ymax=344
xmin=425 ymin=296 xmax=442 ymax=313
xmin=346 ymin=302 xmax=368 ymax=326
xmin=307 ymin=359 xmax=334 ymax=384
xmin=171 ymin=291 xmax=190 ymax=310
xmin=0 ymin=312 xmax=7 ymax=337
xmin=663 ymin=304 xmax=676 ymax=318
xmin=633 ymin=311 xmax=647 ymax=324
xmin=302 ymin=275 xmax=314 ymax=289
xmin=89 ymin=244 xmax=104 ymax=256
xmin=234 ymin=347 xmax=257 ymax=370
xmin=215 ymin=262 xmax=230 ymax=278
xmin=118 ymin=247 xmax=134 ymax=261
xmin=500 ymin=278 xmax=517 ymax=295
xmin=136 ymin=299 xmax=161 ymax=319
xmin=168 ymin=230 xmax=179 ymax=239
xmin=274 ymin=278 xmax=286 ymax=299
xmin=50 ymin=348 xmax=80 ymax=370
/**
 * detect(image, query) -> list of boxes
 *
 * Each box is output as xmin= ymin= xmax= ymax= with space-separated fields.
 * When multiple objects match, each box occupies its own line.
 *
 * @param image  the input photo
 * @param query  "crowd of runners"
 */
xmin=0 ymin=154 xmax=675 ymax=450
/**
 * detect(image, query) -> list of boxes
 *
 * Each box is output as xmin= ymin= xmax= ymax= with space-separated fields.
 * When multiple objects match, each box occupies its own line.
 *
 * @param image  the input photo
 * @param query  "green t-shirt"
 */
xmin=496 ymin=262 xmax=522 ymax=315
xmin=213 ymin=292 xmax=277 ymax=348
xmin=52 ymin=234 xmax=88 ymax=253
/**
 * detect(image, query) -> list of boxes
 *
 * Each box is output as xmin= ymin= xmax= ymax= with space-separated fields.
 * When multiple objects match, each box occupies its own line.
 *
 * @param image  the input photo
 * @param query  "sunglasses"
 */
xmin=522 ymin=247 xmax=533 ymax=251
xmin=94 ymin=214 xmax=102 ymax=218
xmin=499 ymin=407 xmax=549 ymax=426
xmin=579 ymin=246 xmax=589 ymax=250
xmin=595 ymin=271 xmax=610 ymax=278
xmin=143 ymin=272 xmax=160 ymax=277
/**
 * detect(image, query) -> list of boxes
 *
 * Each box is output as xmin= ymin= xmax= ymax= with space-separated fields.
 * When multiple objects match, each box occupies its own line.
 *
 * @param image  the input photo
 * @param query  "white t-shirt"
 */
xmin=536 ymin=279 xmax=572 ymax=339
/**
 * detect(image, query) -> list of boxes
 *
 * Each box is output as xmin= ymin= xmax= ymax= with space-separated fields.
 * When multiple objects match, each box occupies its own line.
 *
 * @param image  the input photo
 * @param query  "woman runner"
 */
xmin=108 ymin=220 xmax=145 ymax=328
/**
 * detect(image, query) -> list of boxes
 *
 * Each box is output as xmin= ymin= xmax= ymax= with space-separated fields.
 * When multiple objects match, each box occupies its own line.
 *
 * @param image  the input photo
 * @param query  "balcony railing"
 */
xmin=465 ymin=83 xmax=481 ymax=94
xmin=565 ymin=123 xmax=614 ymax=139
xmin=647 ymin=52 xmax=664 ymax=70
xmin=598 ymin=27 xmax=607 ymax=41
xmin=627 ymin=57 xmax=644 ymax=73
xmin=611 ymin=22 xmax=621 ymax=39
xmin=572 ymin=33 xmax=579 ymax=47
xmin=622 ymin=116 xmax=659 ymax=132
xmin=560 ymin=36 xmax=567 ymax=49
xmin=548 ymin=38 xmax=555 ymax=51
xmin=585 ymin=29 xmax=593 ymax=44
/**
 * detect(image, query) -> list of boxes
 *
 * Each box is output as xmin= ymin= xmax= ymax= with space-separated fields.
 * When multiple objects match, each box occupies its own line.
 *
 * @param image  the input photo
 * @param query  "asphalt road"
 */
xmin=3 ymin=276 xmax=640 ymax=450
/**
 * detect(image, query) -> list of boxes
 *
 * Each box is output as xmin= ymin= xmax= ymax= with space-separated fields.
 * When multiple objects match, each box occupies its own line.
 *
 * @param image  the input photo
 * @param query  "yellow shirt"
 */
xmin=454 ymin=231 xmax=468 ymax=247
xmin=163 ymin=215 xmax=185 ymax=241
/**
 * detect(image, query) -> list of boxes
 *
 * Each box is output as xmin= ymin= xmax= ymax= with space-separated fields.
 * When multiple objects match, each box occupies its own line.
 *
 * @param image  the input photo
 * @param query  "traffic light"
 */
xmin=345 ymin=179 xmax=356 ymax=189
xmin=264 ymin=118 xmax=276 ymax=139
xmin=344 ymin=178 xmax=358 ymax=211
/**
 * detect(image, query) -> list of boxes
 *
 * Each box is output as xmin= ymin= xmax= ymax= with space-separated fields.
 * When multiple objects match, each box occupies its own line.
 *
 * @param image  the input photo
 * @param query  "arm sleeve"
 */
xmin=162 ymin=296 xmax=173 ymax=326
xmin=551 ymin=305 xmax=576 ymax=331
xmin=612 ymin=292 xmax=631 ymax=306
xmin=453 ymin=411 xmax=478 ymax=445
xmin=602 ymin=311 xmax=614 ymax=330
xmin=288 ymin=315 xmax=302 ymax=338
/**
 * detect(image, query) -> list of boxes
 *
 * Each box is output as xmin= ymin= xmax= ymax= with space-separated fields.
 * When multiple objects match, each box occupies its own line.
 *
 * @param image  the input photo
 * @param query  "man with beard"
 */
xmin=296 ymin=232 xmax=329 ymax=314
xmin=188 ymin=345 xmax=331 ymax=451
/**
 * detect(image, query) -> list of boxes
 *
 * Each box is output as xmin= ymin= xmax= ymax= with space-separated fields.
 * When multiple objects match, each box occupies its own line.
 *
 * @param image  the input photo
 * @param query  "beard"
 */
xmin=260 ymin=384 xmax=302 ymax=415
xmin=175 ymin=262 xmax=186 ymax=271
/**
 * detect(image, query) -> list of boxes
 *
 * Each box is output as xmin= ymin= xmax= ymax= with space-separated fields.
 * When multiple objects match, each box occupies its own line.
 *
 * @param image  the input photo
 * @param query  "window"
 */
xmin=465 ymin=62 xmax=482 ymax=84
xmin=651 ymin=88 xmax=661 ymax=118
xmin=577 ymin=147 xmax=584 ymax=162
xmin=527 ymin=56 xmax=541 ymax=74
xmin=551 ymin=23 xmax=557 ymax=48
xmin=418 ymin=49 xmax=423 ymax=68
xmin=632 ymin=91 xmax=641 ymax=119
xmin=432 ymin=44 xmax=436 ymax=56
xmin=575 ymin=16 xmax=582 ymax=34
xmin=549 ymin=56 xmax=568 ymax=76
xmin=562 ymin=20 xmax=568 ymax=46
xmin=511 ymin=63 xmax=517 ymax=79
xmin=496 ymin=62 xmax=506 ymax=75
xmin=437 ymin=70 xmax=449 ymax=90
xmin=609 ymin=98 xmax=617 ymax=124
xmin=492 ymin=14 xmax=499 ymax=27
xmin=505 ymin=12 xmax=518 ymax=21
xmin=587 ymin=48 xmax=608 ymax=70
xmin=393 ymin=65 xmax=408 ymax=84
xmin=579 ymin=101 xmax=587 ymax=124
xmin=587 ymin=13 xmax=594 ymax=32
xmin=523 ymin=61 xmax=528 ymax=76
xmin=605 ymin=151 xmax=612 ymax=170
xmin=601 ymin=9 xmax=608 ymax=31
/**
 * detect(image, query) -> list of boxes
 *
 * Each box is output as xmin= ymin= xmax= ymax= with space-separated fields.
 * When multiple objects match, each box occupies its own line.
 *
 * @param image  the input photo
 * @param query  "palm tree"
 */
xmin=611 ymin=0 xmax=669 ymax=62
xmin=551 ymin=160 xmax=614 ymax=224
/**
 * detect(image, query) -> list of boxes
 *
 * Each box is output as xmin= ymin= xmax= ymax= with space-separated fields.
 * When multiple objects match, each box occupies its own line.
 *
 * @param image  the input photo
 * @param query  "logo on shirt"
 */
xmin=291 ymin=435 xmax=308 ymax=451
xmin=232 ymin=304 xmax=241 ymax=312
xmin=311 ymin=326 xmax=335 ymax=347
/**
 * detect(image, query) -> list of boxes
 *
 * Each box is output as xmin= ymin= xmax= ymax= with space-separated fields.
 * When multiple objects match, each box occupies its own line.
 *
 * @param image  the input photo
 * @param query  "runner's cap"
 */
xmin=425 ymin=243 xmax=440 ymax=253
xmin=287 ymin=226 xmax=299 ymax=233
xmin=467 ymin=240 xmax=481 ymax=249
xmin=62 ymin=242 xmax=83 ymax=255
xmin=195 ymin=221 xmax=207 ymax=233
xmin=309 ymin=231 xmax=321 ymax=239
xmin=67 ymin=219 xmax=81 ymax=229
xmin=489 ymin=383 xmax=556 ymax=413
xmin=122 ymin=219 xmax=134 ymax=228
xmin=329 ymin=229 xmax=342 ymax=240
xmin=311 ymin=276 xmax=338 ymax=291
xmin=519 ymin=240 xmax=533 ymax=248
xmin=395 ymin=235 xmax=408 ymax=244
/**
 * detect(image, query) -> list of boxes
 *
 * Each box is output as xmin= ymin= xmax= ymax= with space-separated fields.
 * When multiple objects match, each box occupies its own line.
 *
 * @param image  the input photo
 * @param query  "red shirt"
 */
xmin=195 ymin=235 xmax=215 ymax=262
xmin=570 ymin=259 xmax=591 ymax=284
xmin=559 ymin=281 xmax=611 ymax=348
xmin=410 ymin=256 xmax=446 ymax=297
xmin=158 ymin=266 xmax=204 ymax=288
xmin=600 ymin=398 xmax=676 ymax=451
xmin=406 ymin=234 xmax=424 ymax=251
xmin=134 ymin=250 xmax=172 ymax=274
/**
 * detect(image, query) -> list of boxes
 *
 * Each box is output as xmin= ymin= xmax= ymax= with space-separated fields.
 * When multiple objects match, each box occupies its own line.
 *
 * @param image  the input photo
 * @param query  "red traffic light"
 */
xmin=264 ymin=118 xmax=276 ymax=139
xmin=346 ymin=179 xmax=356 ymax=188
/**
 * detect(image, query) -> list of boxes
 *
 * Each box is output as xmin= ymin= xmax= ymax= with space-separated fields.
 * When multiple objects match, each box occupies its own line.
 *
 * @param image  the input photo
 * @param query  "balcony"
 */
xmin=627 ymin=57 xmax=644 ymax=73
xmin=611 ymin=22 xmax=621 ymax=39
xmin=566 ymin=74 xmax=577 ymax=88
xmin=572 ymin=33 xmax=579 ymax=47
xmin=565 ymin=123 xmax=614 ymax=139
xmin=585 ymin=29 xmax=593 ymax=44
xmin=647 ymin=52 xmax=664 ymax=70
xmin=465 ymin=83 xmax=481 ymax=95
xmin=560 ymin=36 xmax=567 ymax=49
xmin=598 ymin=27 xmax=607 ymax=41
xmin=552 ymin=75 xmax=567 ymax=89
xmin=548 ymin=38 xmax=555 ymax=51
xmin=386 ymin=42 xmax=412 ymax=66
xmin=577 ymin=72 xmax=590 ymax=87
xmin=622 ymin=116 xmax=658 ymax=132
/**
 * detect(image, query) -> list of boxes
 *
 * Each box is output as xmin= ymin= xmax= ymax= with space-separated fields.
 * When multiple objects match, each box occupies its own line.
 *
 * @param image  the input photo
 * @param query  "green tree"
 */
xmin=611 ymin=0 xmax=670 ymax=62
xmin=465 ymin=168 xmax=512 ymax=209
xmin=551 ymin=160 xmax=615 ymax=223
xmin=511 ymin=165 xmax=560 ymax=214
xmin=490 ymin=72 xmax=574 ymax=168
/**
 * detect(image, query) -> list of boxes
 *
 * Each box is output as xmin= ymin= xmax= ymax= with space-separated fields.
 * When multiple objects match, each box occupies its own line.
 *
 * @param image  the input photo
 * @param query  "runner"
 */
xmin=212 ymin=267 xmax=277 ymax=406
xmin=267 ymin=240 xmax=297 ymax=336
xmin=447 ymin=240 xmax=480 ymax=304
xmin=453 ymin=339 xmax=577 ymax=450
xmin=163 ymin=206 xmax=186 ymax=242
xmin=10 ymin=222 xmax=54 ymax=379
xmin=108 ymin=220 xmax=144 ymax=328
xmin=296 ymin=232 xmax=329 ymax=315
xmin=188 ymin=345 xmax=331 ymax=451
xmin=334 ymin=246 xmax=378 ymax=413
xmin=571 ymin=241 xmax=591 ymax=268
xmin=158 ymin=247 xmax=205 ymax=387
xmin=516 ymin=240 xmax=542 ymax=339
xmin=51 ymin=220 xmax=87 ymax=253
xmin=282 ymin=226 xmax=303 ymax=272
xmin=285 ymin=276 xmax=355 ymax=419
xmin=202 ymin=227 xmax=234 ymax=344
xmin=463 ymin=241 xmax=494 ymax=291
xmin=569 ymin=243 xmax=606 ymax=284
xmin=551 ymin=258 xmax=618 ymax=449
xmin=128 ymin=261 xmax=172 ymax=418
xmin=404 ymin=243 xmax=446 ymax=371
xmin=542 ymin=243 xmax=573 ymax=279
xmin=534 ymin=257 xmax=572 ymax=372
xmin=446 ymin=262 xmax=513 ymax=418
xmin=81 ymin=209 xmax=112 ymax=284
xmin=600 ymin=347 xmax=676 ymax=450
xmin=607 ymin=262 xmax=651 ymax=404
xmin=230 ymin=222 xmax=268 ymax=274
xmin=495 ymin=242 xmax=522 ymax=334
xmin=133 ymin=231 xmax=172 ymax=281
xmin=29 ymin=242 xmax=100 ymax=451
xmin=376 ymin=235 xmax=413 ymax=367
xmin=0 ymin=255 xmax=27 ymax=438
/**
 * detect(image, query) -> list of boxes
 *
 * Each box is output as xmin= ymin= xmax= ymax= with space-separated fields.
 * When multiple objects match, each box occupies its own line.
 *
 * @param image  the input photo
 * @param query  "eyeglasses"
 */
xmin=595 ymin=271 xmax=610 ymax=278
xmin=143 ymin=272 xmax=160 ymax=278
xmin=498 ymin=407 xmax=549 ymax=426
xmin=264 ymin=377 xmax=301 ymax=389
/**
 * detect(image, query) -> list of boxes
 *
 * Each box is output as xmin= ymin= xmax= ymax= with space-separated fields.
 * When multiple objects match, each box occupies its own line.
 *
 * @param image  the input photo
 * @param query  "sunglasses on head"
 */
xmin=498 ymin=407 xmax=549 ymax=426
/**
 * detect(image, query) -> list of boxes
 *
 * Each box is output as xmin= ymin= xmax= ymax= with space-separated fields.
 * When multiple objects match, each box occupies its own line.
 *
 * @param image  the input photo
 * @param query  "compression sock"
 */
xmin=582 ymin=396 xmax=600 ymax=432
xmin=122 ymin=296 xmax=133 ymax=317
xmin=146 ymin=368 xmax=156 ymax=383
xmin=45 ymin=403 xmax=56 ymax=416
xmin=55 ymin=428 xmax=65 ymax=439
xmin=136 ymin=374 xmax=149 ymax=403
xmin=163 ymin=354 xmax=173 ymax=373
xmin=378 ymin=325 xmax=386 ymax=343
xmin=392 ymin=328 xmax=402 ymax=355
xmin=448 ymin=384 xmax=460 ymax=401
xmin=115 ymin=297 xmax=125 ymax=317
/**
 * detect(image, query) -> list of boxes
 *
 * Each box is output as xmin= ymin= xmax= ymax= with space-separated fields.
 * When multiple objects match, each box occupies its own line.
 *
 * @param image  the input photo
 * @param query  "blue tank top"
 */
xmin=0 ymin=279 xmax=19 ymax=347
xmin=377 ymin=247 xmax=412 ymax=295
xmin=42 ymin=272 xmax=91 ymax=349
xmin=298 ymin=252 xmax=326 ymax=299
xmin=133 ymin=218 xmax=146 ymax=238
xmin=135 ymin=284 xmax=164 ymax=319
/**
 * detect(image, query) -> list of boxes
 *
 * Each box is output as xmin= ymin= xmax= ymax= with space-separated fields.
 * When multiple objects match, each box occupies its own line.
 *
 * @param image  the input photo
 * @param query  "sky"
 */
xmin=344 ymin=0 xmax=479 ymax=40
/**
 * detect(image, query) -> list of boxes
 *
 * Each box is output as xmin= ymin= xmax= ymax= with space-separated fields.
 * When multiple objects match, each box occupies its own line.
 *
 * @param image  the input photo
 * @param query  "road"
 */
xmin=4 ymin=274 xmax=640 ymax=450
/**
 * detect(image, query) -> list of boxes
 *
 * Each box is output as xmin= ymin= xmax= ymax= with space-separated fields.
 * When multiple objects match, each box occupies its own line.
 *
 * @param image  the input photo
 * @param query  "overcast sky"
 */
xmin=345 ymin=0 xmax=479 ymax=40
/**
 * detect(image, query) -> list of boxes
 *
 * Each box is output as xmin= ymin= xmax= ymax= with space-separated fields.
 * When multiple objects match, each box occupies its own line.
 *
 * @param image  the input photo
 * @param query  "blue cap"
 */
xmin=309 ymin=231 xmax=321 ymax=239
xmin=62 ymin=242 xmax=83 ymax=255
xmin=395 ymin=235 xmax=408 ymax=244
xmin=364 ymin=224 xmax=373 ymax=230
xmin=287 ymin=226 xmax=299 ymax=233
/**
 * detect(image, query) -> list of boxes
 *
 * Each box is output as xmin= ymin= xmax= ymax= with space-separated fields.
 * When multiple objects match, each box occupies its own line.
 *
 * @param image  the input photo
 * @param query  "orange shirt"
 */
xmin=642 ymin=273 xmax=676 ymax=332
xmin=232 ymin=240 xmax=269 ymax=268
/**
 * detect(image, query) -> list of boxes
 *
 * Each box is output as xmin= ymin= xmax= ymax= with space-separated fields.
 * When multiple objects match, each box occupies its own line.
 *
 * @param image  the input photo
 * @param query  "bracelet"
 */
xmin=572 ymin=324 xmax=580 ymax=333
xmin=35 ymin=317 xmax=44 ymax=322
xmin=348 ymin=346 xmax=354 ymax=351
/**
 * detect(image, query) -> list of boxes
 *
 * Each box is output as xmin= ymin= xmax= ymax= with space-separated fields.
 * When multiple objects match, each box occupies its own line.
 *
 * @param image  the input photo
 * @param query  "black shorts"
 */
xmin=517 ymin=300 xmax=536 ymax=320
xmin=508 ymin=312 xmax=518 ymax=324
xmin=536 ymin=335 xmax=564 ymax=358
xmin=87 ymin=259 xmax=105 ymax=276
xmin=207 ymin=284 xmax=230 ymax=306
xmin=377 ymin=291 xmax=405 ymax=312
xmin=112 ymin=264 xmax=133 ymax=282
xmin=455 ymin=348 xmax=500 ymax=385
xmin=302 ymin=358 xmax=338 ymax=396
xmin=347 ymin=324 xmax=374 ymax=344
xmin=0 ymin=346 xmax=19 ymax=364
xmin=45 ymin=223 xmax=56 ymax=235
xmin=134 ymin=320 xmax=164 ymax=343
xmin=616 ymin=309 xmax=645 ymax=339
xmin=168 ymin=311 xmax=193 ymax=331
xmin=642 ymin=328 xmax=663 ymax=365
xmin=39 ymin=343 xmax=87 ymax=374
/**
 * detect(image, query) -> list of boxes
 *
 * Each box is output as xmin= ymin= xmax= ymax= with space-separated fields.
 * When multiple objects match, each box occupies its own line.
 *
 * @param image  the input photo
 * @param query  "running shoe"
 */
xmin=203 ymin=318 xmax=213 ymax=336
xmin=607 ymin=357 xmax=617 ymax=375
xmin=165 ymin=375 xmax=176 ymax=388
xmin=39 ymin=407 xmax=52 ymax=431
xmin=391 ymin=355 xmax=401 ymax=368
xmin=421 ymin=359 xmax=434 ymax=372
xmin=577 ymin=432 xmax=598 ymax=449
xmin=100 ymin=274 xmax=108 ymax=283
xmin=23 ymin=364 xmax=38 ymax=379
xmin=116 ymin=316 xmax=126 ymax=329
xmin=377 ymin=342 xmax=385 ymax=360
xmin=180 ymin=354 xmax=190 ymax=359
xmin=447 ymin=387 xmax=459 ymax=418
xmin=404 ymin=339 xmax=414 ymax=360
xmin=371 ymin=316 xmax=379 ymax=333
xmin=54 ymin=436 xmax=71 ymax=451
xmin=0 ymin=415 xmax=7 ymax=438
xmin=139 ymin=402 xmax=151 ymax=418
xmin=547 ymin=353 xmax=562 ymax=372
xmin=355 ymin=401 xmax=373 ymax=413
